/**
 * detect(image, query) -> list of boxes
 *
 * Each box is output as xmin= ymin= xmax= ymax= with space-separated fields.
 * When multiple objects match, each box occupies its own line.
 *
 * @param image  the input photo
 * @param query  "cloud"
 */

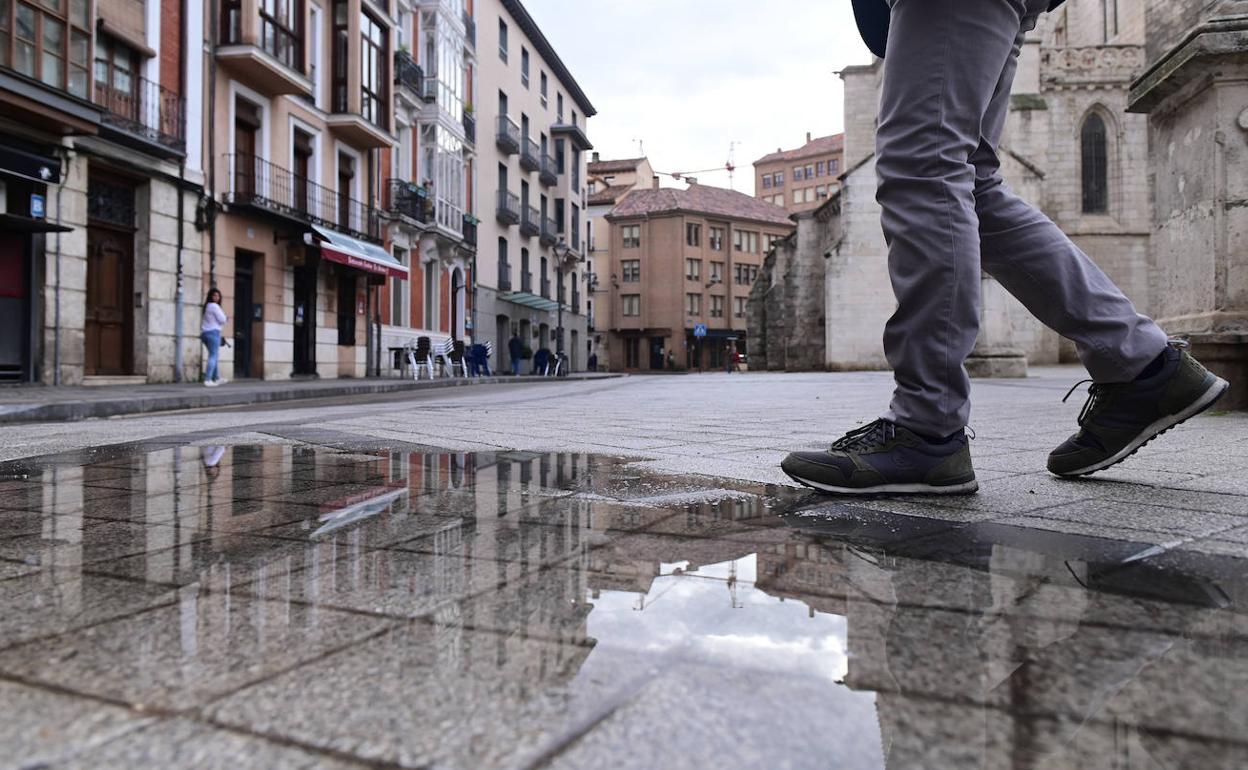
xmin=523 ymin=0 xmax=873 ymax=195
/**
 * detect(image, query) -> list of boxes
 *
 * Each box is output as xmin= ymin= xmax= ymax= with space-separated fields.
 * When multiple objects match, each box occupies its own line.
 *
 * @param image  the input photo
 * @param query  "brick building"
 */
xmin=752 ymin=133 xmax=845 ymax=215
xmin=603 ymin=183 xmax=793 ymax=372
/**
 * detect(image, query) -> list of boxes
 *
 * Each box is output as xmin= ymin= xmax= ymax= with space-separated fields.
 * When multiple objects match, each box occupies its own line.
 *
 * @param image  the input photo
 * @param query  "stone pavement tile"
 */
xmin=1173 ymin=471 xmax=1248 ymax=497
xmin=0 ymin=557 xmax=40 ymax=580
xmin=0 ymin=680 xmax=153 ymax=769
xmin=1014 ymin=499 xmax=1245 ymax=540
xmin=1088 ymin=481 xmax=1248 ymax=517
xmin=204 ymin=621 xmax=642 ymax=769
xmin=540 ymin=661 xmax=883 ymax=770
xmin=88 ymin=532 xmax=334 ymax=589
xmin=0 ymin=520 xmax=213 ymax=572
xmin=973 ymin=450 xmax=1060 ymax=474
xmin=1115 ymin=447 xmax=1248 ymax=477
xmin=55 ymin=718 xmax=369 ymax=770
xmin=0 ymin=588 xmax=393 ymax=711
xmin=1021 ymin=715 xmax=1248 ymax=770
xmin=0 ymin=482 xmax=133 ymax=514
xmin=1094 ymin=467 xmax=1205 ymax=487
xmin=0 ymin=572 xmax=178 ymax=650
xmin=70 ymin=494 xmax=325 ymax=533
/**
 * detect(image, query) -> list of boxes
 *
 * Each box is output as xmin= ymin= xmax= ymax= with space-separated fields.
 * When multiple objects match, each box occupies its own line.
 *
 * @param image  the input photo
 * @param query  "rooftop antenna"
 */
xmin=634 ymin=138 xmax=645 ymax=157
xmin=726 ymin=141 xmax=738 ymax=190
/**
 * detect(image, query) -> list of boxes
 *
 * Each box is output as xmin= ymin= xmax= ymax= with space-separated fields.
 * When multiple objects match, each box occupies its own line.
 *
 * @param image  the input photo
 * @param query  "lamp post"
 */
xmin=553 ymin=237 xmax=574 ymax=358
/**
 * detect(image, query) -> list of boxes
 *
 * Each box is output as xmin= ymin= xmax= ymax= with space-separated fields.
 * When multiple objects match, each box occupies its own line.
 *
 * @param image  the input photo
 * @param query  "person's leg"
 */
xmin=969 ymin=16 xmax=1168 ymax=382
xmin=877 ymin=0 xmax=1038 ymax=438
xmin=203 ymin=331 xmax=220 ymax=382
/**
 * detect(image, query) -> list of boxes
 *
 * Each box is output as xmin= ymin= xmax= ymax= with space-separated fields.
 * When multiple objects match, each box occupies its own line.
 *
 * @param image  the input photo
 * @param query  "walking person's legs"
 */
xmin=202 ymin=331 xmax=220 ymax=385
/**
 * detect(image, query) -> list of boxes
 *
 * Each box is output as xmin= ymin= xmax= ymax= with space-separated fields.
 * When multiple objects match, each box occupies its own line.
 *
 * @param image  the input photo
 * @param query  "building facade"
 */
xmin=1 ymin=0 xmax=206 ymax=385
xmin=603 ymin=184 xmax=793 ymax=372
xmin=752 ymin=133 xmax=845 ymax=215
xmin=474 ymin=0 xmax=595 ymax=374
xmin=585 ymin=154 xmax=655 ymax=369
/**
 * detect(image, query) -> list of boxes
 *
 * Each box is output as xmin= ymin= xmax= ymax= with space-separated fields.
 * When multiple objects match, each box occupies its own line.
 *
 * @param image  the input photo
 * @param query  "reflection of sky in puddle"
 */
xmin=586 ymin=555 xmax=850 ymax=683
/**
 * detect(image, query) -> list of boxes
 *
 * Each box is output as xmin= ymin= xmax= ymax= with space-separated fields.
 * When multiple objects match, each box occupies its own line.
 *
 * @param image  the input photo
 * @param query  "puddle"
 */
xmin=0 ymin=442 xmax=1246 ymax=769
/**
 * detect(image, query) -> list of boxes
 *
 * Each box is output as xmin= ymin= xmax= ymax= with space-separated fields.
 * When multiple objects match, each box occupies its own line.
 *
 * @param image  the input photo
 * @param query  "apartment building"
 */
xmin=602 ymin=183 xmax=793 ymax=372
xmin=0 ymin=0 xmax=206 ymax=385
xmin=753 ymin=132 xmax=844 ymax=215
xmin=476 ymin=0 xmax=595 ymax=372
xmin=585 ymin=154 xmax=655 ymax=368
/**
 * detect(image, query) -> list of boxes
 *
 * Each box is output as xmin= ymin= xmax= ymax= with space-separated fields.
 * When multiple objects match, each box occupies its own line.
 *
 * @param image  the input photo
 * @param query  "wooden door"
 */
xmin=85 ymin=226 xmax=134 ymax=375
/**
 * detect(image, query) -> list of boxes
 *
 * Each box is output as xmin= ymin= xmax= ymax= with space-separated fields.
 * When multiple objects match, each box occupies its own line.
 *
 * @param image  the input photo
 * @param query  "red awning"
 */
xmin=306 ymin=226 xmax=409 ymax=279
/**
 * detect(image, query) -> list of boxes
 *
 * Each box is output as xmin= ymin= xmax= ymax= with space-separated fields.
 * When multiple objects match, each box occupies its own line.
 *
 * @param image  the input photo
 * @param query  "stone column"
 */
xmin=1127 ymin=4 xmax=1248 ymax=409
xmin=966 ymin=274 xmax=1029 ymax=379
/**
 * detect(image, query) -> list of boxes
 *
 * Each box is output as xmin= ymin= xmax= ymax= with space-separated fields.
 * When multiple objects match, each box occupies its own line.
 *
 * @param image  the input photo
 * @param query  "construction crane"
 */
xmin=655 ymin=141 xmax=740 ymax=189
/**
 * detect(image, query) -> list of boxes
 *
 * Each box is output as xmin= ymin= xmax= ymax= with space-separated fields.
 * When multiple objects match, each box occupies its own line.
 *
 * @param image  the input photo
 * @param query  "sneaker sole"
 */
xmin=781 ymin=470 xmax=980 ymax=496
xmin=1054 ymin=376 xmax=1230 ymax=478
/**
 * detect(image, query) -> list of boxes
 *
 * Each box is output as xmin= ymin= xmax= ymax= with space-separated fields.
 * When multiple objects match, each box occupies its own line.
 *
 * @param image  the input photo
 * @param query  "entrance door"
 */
xmin=85 ymin=226 xmax=134 ymax=375
xmin=293 ymin=258 xmax=318 ymax=376
xmin=649 ymin=336 xmax=665 ymax=371
xmin=0 ymin=234 xmax=28 ymax=382
xmin=233 ymin=252 xmax=254 ymax=378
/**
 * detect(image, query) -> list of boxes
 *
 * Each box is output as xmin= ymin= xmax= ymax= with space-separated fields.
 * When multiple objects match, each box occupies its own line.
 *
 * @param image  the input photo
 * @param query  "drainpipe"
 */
xmin=52 ymin=146 xmax=68 ymax=386
xmin=207 ymin=0 xmax=218 ymax=288
xmin=174 ymin=0 xmax=189 ymax=382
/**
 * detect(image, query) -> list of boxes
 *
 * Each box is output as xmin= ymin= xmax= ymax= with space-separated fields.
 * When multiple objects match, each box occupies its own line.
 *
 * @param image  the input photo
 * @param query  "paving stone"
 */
xmin=0 ymin=680 xmax=151 ymax=769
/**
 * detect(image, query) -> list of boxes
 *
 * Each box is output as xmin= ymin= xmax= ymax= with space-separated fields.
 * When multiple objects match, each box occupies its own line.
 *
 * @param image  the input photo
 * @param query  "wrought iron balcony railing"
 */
xmin=520 ymin=137 xmax=540 ymax=172
xmin=496 ymin=116 xmax=520 ymax=155
xmin=521 ymin=271 xmax=532 ymax=293
xmin=496 ymin=189 xmax=520 ymax=225
xmin=463 ymin=112 xmax=476 ymax=145
xmin=540 ymin=217 xmax=558 ymax=247
xmin=520 ymin=205 xmax=540 ymax=237
xmin=386 ymin=178 xmax=433 ymax=225
xmin=541 ymin=278 xmax=551 ymax=299
xmin=463 ymin=9 xmax=476 ymax=49
xmin=224 ymin=153 xmax=382 ymax=242
xmin=498 ymin=260 xmax=512 ymax=291
xmin=95 ymin=69 xmax=186 ymax=153
xmin=462 ymin=214 xmax=478 ymax=247
xmin=394 ymin=50 xmax=424 ymax=95
xmin=539 ymin=153 xmax=557 ymax=186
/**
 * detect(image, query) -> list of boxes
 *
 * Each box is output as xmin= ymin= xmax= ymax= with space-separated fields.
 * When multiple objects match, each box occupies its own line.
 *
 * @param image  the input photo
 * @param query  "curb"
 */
xmin=0 ymin=374 xmax=625 ymax=425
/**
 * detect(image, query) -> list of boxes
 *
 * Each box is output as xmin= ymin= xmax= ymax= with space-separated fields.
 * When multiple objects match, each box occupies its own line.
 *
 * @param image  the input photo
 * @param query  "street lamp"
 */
xmin=553 ymin=237 xmax=577 ymax=359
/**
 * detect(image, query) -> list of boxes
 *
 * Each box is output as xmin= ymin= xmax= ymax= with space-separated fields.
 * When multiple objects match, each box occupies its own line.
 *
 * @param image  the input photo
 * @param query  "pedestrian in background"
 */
xmin=201 ymin=289 xmax=228 ymax=387
xmin=508 ymin=333 xmax=523 ymax=376
xmin=782 ymin=0 xmax=1229 ymax=496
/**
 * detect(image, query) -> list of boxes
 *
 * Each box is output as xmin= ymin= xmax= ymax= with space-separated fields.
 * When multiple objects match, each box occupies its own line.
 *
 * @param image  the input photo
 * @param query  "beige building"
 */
xmin=603 ymin=184 xmax=793 ymax=372
xmin=474 ymin=0 xmax=595 ymax=372
xmin=585 ymin=155 xmax=655 ymax=368
xmin=753 ymin=133 xmax=845 ymax=215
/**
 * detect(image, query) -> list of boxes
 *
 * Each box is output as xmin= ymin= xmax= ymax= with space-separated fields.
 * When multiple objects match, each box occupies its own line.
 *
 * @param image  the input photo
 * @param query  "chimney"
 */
xmin=592 ymin=151 xmax=600 ymax=163
xmin=652 ymin=176 xmax=660 ymax=190
xmin=806 ymin=131 xmax=812 ymax=144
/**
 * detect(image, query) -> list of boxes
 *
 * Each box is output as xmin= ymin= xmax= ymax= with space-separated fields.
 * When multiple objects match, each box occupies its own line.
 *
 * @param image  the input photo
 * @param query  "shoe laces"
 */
xmin=1062 ymin=379 xmax=1123 ymax=427
xmin=831 ymin=419 xmax=896 ymax=452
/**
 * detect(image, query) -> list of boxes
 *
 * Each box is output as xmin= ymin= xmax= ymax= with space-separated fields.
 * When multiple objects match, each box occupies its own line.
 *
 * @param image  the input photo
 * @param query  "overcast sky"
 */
xmin=523 ymin=0 xmax=873 ymax=196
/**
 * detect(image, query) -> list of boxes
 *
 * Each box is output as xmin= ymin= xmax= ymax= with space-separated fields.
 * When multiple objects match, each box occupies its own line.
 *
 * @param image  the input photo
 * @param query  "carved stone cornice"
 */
xmin=1041 ymin=45 xmax=1146 ymax=88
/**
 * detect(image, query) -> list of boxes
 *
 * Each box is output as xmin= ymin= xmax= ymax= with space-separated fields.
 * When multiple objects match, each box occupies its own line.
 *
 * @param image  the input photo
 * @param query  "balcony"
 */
xmin=217 ymin=0 xmax=311 ymax=96
xmin=540 ymin=217 xmax=558 ymax=247
xmin=223 ymin=153 xmax=382 ymax=243
xmin=539 ymin=154 xmax=557 ymax=186
xmin=463 ymin=112 xmax=476 ymax=145
xmin=520 ymin=271 xmax=532 ymax=293
xmin=463 ymin=10 xmax=476 ymax=49
xmin=541 ymin=278 xmax=551 ymax=299
xmin=327 ymin=91 xmax=394 ymax=148
xmin=551 ymin=121 xmax=592 ymax=152
xmin=496 ymin=189 xmax=520 ymax=225
xmin=394 ymin=50 xmax=424 ymax=102
xmin=571 ymin=289 xmax=581 ymax=314
xmin=94 ymin=70 xmax=186 ymax=158
xmin=462 ymin=214 xmax=478 ymax=248
xmin=386 ymin=178 xmax=433 ymax=226
xmin=497 ymin=261 xmax=512 ymax=292
xmin=520 ymin=138 xmax=540 ymax=172
xmin=496 ymin=116 xmax=520 ymax=155
xmin=520 ymin=205 xmax=540 ymax=238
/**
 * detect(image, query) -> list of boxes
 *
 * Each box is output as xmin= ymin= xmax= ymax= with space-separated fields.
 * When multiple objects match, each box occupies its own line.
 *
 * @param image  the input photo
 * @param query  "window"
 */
xmin=337 ymin=272 xmax=357 ymax=345
xmin=331 ymin=0 xmax=348 ymax=111
xmin=685 ymin=293 xmax=702 ymax=316
xmin=734 ymin=297 xmax=747 ymax=319
xmin=686 ymin=223 xmax=701 ymax=247
xmin=498 ymin=19 xmax=508 ymax=61
xmin=540 ymin=71 xmax=548 ymax=107
xmin=733 ymin=231 xmax=758 ymax=253
xmin=816 ymin=161 xmax=826 ymax=176
xmin=94 ymin=35 xmax=137 ymax=111
xmin=621 ymin=224 xmax=641 ymax=248
xmin=4 ymin=0 xmax=91 ymax=97
xmin=710 ymin=261 xmax=723 ymax=283
xmin=1102 ymin=0 xmax=1118 ymax=41
xmin=774 ymin=171 xmax=784 ymax=186
xmin=807 ymin=188 xmax=817 ymax=203
xmin=292 ymin=128 xmax=313 ymax=213
xmin=557 ymin=92 xmax=564 ymax=121
xmin=521 ymin=247 xmax=531 ymax=291
xmin=829 ymin=159 xmax=839 ymax=175
xmin=816 ymin=185 xmax=827 ymax=199
xmin=805 ymin=164 xmax=814 ymax=179
xmin=1081 ymin=112 xmax=1109 ymax=214
xmin=710 ymin=295 xmax=724 ymax=319
xmin=793 ymin=166 xmax=804 ymax=182
xmin=309 ymin=4 xmax=323 ymax=107
xmin=360 ymin=10 xmax=387 ymax=126
xmin=622 ymin=295 xmax=640 ymax=316
xmin=391 ymin=247 xmax=408 ymax=326
xmin=762 ymin=174 xmax=772 ymax=189
xmin=709 ymin=227 xmax=724 ymax=251
xmin=735 ymin=264 xmax=759 ymax=285
xmin=497 ymin=237 xmax=511 ymax=290
xmin=793 ymin=190 xmax=802 ymax=205
xmin=520 ymin=46 xmax=529 ymax=87
xmin=625 ymin=337 xmax=640 ymax=367
xmin=621 ymin=259 xmax=640 ymax=282
xmin=260 ymin=0 xmax=304 ymax=72
xmin=685 ymin=258 xmax=701 ymax=281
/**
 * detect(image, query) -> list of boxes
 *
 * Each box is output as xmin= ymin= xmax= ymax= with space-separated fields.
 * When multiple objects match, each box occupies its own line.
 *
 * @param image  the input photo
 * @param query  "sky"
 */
xmin=522 ymin=0 xmax=873 ymax=197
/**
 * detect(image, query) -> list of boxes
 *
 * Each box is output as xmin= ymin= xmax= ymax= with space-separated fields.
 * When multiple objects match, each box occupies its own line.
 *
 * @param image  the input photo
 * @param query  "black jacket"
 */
xmin=851 ymin=0 xmax=1067 ymax=59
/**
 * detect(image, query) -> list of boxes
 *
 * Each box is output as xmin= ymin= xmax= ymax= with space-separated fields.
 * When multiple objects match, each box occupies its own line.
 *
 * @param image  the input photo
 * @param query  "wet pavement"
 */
xmin=1 ymin=436 xmax=1246 ymax=768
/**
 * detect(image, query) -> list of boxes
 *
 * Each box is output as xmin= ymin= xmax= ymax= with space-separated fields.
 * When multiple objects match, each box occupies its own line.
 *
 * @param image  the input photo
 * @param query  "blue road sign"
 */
xmin=693 ymin=323 xmax=708 ymax=338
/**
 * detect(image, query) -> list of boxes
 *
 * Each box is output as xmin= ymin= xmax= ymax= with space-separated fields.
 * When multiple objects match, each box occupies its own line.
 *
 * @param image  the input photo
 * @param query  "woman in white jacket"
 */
xmin=201 ymin=289 xmax=228 ymax=386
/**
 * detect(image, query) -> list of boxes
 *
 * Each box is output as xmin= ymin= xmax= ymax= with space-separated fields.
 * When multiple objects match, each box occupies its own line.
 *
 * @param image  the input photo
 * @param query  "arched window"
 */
xmin=1081 ymin=113 xmax=1109 ymax=214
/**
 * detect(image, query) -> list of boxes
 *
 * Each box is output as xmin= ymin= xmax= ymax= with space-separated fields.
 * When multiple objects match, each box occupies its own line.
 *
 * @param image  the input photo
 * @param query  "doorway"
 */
xmin=293 ymin=256 xmax=318 ymax=376
xmin=233 ymin=250 xmax=255 ymax=378
xmin=85 ymin=224 xmax=135 ymax=376
xmin=0 ymin=233 xmax=29 ymax=382
xmin=649 ymin=336 xmax=665 ymax=371
xmin=451 ymin=268 xmax=463 ymax=340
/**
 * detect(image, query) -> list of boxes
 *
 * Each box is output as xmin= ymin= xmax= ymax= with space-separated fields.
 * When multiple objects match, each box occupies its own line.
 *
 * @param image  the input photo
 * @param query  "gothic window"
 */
xmin=1081 ymin=113 xmax=1108 ymax=214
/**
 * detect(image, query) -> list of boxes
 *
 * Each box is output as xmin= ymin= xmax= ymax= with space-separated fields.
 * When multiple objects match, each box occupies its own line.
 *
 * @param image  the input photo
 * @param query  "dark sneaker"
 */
xmin=1048 ymin=342 xmax=1230 ymax=477
xmin=781 ymin=419 xmax=978 ymax=495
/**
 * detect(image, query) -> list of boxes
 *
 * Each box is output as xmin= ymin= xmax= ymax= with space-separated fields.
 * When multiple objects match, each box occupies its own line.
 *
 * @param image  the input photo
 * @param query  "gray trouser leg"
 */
xmin=877 ymin=0 xmax=1168 ymax=437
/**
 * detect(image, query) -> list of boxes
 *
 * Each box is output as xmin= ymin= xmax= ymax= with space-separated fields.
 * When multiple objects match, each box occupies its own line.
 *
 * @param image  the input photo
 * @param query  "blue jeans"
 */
xmin=201 ymin=330 xmax=221 ymax=382
xmin=511 ymin=358 xmax=521 ymax=376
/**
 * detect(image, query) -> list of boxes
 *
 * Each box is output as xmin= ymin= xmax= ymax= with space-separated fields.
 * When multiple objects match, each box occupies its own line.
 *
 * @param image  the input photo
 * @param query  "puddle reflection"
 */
xmin=0 ymin=444 xmax=1245 ymax=769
